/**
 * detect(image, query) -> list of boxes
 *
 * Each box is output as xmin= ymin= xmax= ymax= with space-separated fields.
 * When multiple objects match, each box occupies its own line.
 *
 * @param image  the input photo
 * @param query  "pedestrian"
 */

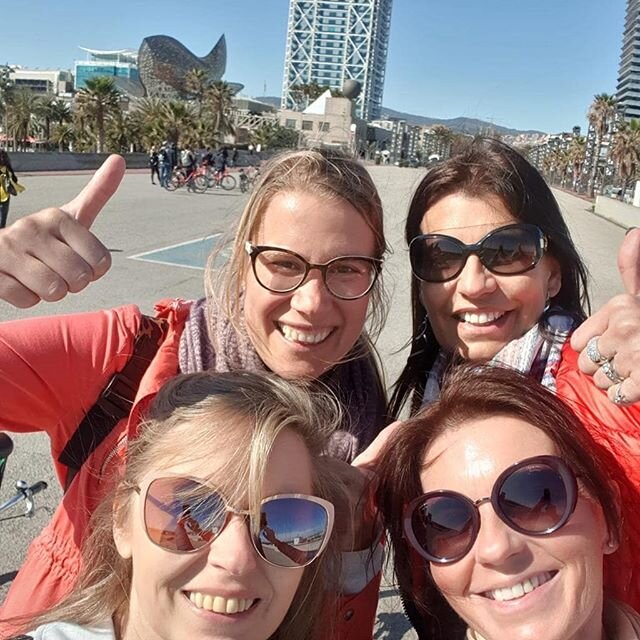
xmin=231 ymin=145 xmax=238 ymax=167
xmin=212 ymin=148 xmax=227 ymax=187
xmin=158 ymin=142 xmax=170 ymax=188
xmin=148 ymin=145 xmax=159 ymax=185
xmin=248 ymin=143 xmax=254 ymax=155
xmin=0 ymin=150 xmax=24 ymax=229
xmin=180 ymin=145 xmax=195 ymax=172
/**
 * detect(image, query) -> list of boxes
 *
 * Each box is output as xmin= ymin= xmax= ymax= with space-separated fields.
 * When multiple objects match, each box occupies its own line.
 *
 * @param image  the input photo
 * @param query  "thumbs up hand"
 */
xmin=0 ymin=155 xmax=125 ymax=308
xmin=571 ymin=227 xmax=640 ymax=405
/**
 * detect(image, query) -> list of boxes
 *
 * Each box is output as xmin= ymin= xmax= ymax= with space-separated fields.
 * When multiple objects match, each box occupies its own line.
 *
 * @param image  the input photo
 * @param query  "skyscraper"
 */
xmin=281 ymin=0 xmax=393 ymax=121
xmin=616 ymin=0 xmax=640 ymax=120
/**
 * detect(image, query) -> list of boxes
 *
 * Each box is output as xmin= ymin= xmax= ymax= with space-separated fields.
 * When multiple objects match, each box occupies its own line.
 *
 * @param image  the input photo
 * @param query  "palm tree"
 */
xmin=35 ymin=95 xmax=61 ymax=147
xmin=161 ymin=100 xmax=196 ymax=145
xmin=205 ymin=81 xmax=235 ymax=140
xmin=130 ymin=97 xmax=167 ymax=149
xmin=51 ymin=123 xmax=74 ymax=152
xmin=567 ymin=136 xmax=586 ymax=191
xmin=431 ymin=125 xmax=454 ymax=160
xmin=75 ymin=77 xmax=121 ymax=152
xmin=586 ymin=93 xmax=618 ymax=197
xmin=106 ymin=110 xmax=141 ymax=153
xmin=609 ymin=119 xmax=640 ymax=198
xmin=185 ymin=68 xmax=209 ymax=117
xmin=8 ymin=88 xmax=39 ymax=150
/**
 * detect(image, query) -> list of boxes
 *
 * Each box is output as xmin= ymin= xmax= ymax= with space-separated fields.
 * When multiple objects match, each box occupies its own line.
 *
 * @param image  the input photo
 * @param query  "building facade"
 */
xmin=74 ymin=48 xmax=139 ymax=91
xmin=279 ymin=91 xmax=366 ymax=151
xmin=10 ymin=68 xmax=73 ymax=96
xmin=281 ymin=0 xmax=393 ymax=120
xmin=616 ymin=0 xmax=640 ymax=120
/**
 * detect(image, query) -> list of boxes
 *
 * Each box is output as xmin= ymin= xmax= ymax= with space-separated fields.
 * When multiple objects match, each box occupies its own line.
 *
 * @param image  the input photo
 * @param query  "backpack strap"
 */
xmin=58 ymin=315 xmax=167 ymax=491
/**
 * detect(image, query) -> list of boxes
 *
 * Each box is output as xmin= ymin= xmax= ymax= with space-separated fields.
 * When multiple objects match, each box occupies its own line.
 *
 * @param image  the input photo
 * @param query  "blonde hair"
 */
xmin=206 ymin=148 xmax=389 ymax=340
xmin=15 ymin=372 xmax=346 ymax=640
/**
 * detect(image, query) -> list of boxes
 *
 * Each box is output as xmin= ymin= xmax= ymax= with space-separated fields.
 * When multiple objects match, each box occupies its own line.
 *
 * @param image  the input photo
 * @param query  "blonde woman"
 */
xmin=7 ymin=371 xmax=344 ymax=640
xmin=0 ymin=149 xmax=387 ymax=626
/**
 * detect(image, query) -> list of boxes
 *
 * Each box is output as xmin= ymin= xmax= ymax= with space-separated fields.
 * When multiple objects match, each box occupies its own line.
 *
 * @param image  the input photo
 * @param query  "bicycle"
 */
xmin=0 ymin=432 xmax=48 ymax=522
xmin=206 ymin=167 xmax=237 ymax=191
xmin=238 ymin=166 xmax=261 ymax=193
xmin=164 ymin=166 xmax=208 ymax=193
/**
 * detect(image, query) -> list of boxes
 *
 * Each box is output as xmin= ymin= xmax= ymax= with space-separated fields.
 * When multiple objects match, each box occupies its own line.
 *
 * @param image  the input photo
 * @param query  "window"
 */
xmin=302 ymin=120 xmax=314 ymax=131
xmin=285 ymin=119 xmax=297 ymax=129
xmin=320 ymin=122 xmax=330 ymax=132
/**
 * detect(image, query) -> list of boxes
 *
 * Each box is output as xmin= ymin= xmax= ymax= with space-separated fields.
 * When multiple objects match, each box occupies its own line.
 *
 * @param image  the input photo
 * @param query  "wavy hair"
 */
xmin=13 ymin=371 xmax=347 ymax=640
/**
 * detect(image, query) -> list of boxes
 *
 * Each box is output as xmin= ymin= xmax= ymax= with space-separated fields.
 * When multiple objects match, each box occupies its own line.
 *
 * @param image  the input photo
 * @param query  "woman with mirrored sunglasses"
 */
xmin=4 ymin=371 xmax=360 ymax=640
xmin=380 ymin=138 xmax=640 ymax=614
xmin=0 ymin=149 xmax=388 ymax=628
xmin=377 ymin=365 xmax=640 ymax=640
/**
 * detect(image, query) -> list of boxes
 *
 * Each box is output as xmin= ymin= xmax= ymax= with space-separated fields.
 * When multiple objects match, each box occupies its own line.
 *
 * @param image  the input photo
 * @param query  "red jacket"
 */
xmin=0 ymin=300 xmax=378 ymax=639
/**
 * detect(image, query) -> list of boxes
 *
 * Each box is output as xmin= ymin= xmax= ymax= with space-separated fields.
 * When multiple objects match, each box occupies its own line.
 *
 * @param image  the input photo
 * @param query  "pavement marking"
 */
xmin=129 ymin=233 xmax=229 ymax=270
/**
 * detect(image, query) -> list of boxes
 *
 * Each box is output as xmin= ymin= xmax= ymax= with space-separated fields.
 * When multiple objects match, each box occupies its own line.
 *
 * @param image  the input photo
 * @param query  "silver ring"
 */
xmin=600 ymin=360 xmax=624 ymax=384
xmin=613 ymin=382 xmax=628 ymax=406
xmin=586 ymin=336 xmax=608 ymax=365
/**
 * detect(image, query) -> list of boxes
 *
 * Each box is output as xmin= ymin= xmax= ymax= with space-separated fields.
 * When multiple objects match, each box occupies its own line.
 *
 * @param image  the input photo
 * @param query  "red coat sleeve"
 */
xmin=557 ymin=343 xmax=640 ymax=610
xmin=0 ymin=305 xmax=141 ymax=461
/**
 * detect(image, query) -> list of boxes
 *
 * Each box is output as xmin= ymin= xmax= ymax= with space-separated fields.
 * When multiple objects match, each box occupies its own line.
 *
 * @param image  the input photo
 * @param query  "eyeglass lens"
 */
xmin=410 ymin=224 xmax=543 ymax=283
xmin=143 ymin=477 xmax=331 ymax=567
xmin=407 ymin=459 xmax=572 ymax=563
xmin=253 ymin=248 xmax=377 ymax=299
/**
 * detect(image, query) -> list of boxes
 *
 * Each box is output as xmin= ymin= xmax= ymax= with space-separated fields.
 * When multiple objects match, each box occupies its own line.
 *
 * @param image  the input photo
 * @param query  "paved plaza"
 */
xmin=0 ymin=165 xmax=632 ymax=637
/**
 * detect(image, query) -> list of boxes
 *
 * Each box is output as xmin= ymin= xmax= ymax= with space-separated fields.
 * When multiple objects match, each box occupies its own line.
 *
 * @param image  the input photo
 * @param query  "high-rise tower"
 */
xmin=616 ymin=0 xmax=640 ymax=120
xmin=281 ymin=0 xmax=393 ymax=121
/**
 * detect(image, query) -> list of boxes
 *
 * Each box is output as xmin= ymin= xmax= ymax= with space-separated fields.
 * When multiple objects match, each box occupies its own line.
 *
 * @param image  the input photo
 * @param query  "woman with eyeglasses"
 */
xmin=376 ymin=365 xmax=640 ymax=640
xmin=4 ymin=371 xmax=346 ymax=640
xmin=0 ymin=149 xmax=386 ymax=632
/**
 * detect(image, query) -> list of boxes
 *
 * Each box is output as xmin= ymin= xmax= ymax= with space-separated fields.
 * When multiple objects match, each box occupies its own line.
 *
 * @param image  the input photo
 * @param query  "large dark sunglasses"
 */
xmin=245 ymin=242 xmax=383 ymax=300
xmin=403 ymin=455 xmax=577 ymax=564
xmin=409 ymin=223 xmax=548 ymax=283
xmin=133 ymin=476 xmax=335 ymax=568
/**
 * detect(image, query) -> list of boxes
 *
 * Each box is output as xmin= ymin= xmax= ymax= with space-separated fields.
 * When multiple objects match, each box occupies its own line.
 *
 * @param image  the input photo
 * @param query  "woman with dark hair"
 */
xmin=382 ymin=137 xmax=640 ymax=522
xmin=0 ymin=149 xmax=23 ymax=228
xmin=377 ymin=365 xmax=640 ymax=639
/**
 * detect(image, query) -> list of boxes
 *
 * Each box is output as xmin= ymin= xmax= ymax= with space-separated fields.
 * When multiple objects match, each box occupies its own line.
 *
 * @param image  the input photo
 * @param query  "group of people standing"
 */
xmin=148 ymin=143 xmax=239 ymax=189
xmin=0 ymin=140 xmax=639 ymax=639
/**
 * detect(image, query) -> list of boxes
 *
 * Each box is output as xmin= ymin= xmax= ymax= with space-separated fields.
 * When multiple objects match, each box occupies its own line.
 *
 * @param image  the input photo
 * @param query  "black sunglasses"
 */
xmin=409 ymin=223 xmax=548 ymax=283
xmin=245 ymin=242 xmax=383 ymax=300
xmin=403 ymin=455 xmax=577 ymax=564
xmin=133 ymin=476 xmax=335 ymax=569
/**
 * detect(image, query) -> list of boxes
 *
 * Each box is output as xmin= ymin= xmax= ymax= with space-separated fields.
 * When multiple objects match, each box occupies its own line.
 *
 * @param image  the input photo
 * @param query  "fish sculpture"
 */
xmin=137 ymin=34 xmax=241 ymax=98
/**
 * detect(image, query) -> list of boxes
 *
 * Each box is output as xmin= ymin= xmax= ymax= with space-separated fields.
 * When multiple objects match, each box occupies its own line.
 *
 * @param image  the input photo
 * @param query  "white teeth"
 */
xmin=189 ymin=592 xmax=255 ymax=614
xmin=279 ymin=324 xmax=331 ymax=344
xmin=488 ymin=571 xmax=552 ymax=602
xmin=458 ymin=311 xmax=504 ymax=325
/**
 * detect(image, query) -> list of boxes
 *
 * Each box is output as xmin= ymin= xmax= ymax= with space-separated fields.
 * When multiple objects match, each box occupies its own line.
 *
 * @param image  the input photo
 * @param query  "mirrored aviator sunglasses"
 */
xmin=409 ymin=223 xmax=548 ymax=283
xmin=137 ymin=476 xmax=335 ymax=568
xmin=403 ymin=455 xmax=577 ymax=564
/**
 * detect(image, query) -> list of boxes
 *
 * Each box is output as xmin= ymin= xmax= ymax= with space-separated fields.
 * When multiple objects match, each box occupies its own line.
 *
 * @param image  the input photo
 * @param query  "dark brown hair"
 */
xmin=378 ymin=364 xmax=630 ymax=640
xmin=389 ymin=138 xmax=590 ymax=417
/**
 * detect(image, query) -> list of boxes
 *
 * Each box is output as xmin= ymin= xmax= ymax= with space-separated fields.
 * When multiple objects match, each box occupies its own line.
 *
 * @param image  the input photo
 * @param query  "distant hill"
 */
xmin=256 ymin=96 xmax=545 ymax=136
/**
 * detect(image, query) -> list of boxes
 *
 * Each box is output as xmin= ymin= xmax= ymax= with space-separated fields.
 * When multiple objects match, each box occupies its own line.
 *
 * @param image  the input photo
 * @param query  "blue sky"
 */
xmin=3 ymin=0 xmax=626 ymax=133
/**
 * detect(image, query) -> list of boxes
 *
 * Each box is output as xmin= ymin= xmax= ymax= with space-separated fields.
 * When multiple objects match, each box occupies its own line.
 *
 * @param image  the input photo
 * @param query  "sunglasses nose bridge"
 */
xmin=204 ymin=512 xmax=261 ymax=573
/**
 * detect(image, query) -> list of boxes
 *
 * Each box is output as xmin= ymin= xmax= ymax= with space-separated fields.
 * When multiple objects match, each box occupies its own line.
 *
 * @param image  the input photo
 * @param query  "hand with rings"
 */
xmin=570 ymin=229 xmax=640 ymax=406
